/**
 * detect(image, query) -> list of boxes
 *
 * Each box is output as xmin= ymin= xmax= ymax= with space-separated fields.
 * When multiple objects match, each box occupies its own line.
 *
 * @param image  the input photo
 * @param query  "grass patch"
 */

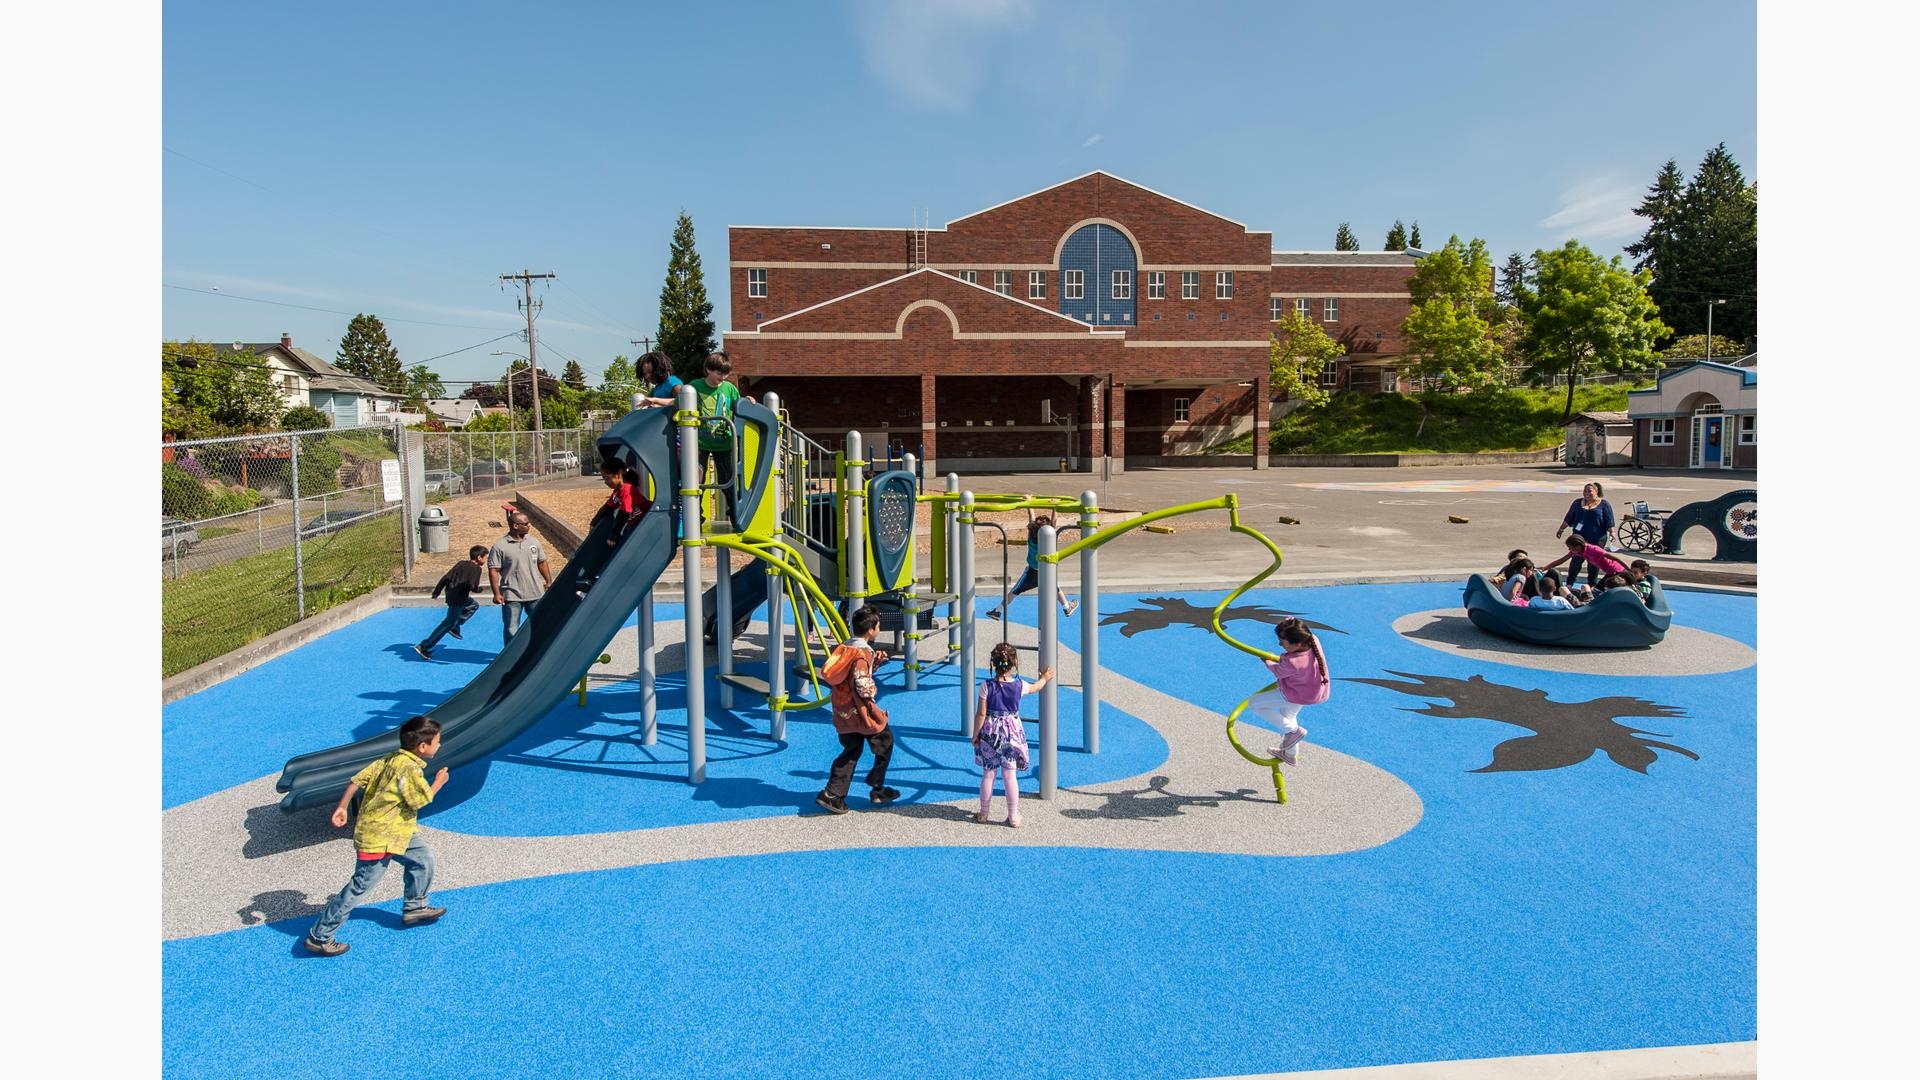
xmin=161 ymin=511 xmax=405 ymax=677
xmin=1214 ymin=386 xmax=1644 ymax=456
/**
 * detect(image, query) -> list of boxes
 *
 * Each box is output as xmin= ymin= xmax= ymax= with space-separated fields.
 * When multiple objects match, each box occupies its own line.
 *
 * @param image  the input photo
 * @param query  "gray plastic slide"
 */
xmin=276 ymin=406 xmax=678 ymax=811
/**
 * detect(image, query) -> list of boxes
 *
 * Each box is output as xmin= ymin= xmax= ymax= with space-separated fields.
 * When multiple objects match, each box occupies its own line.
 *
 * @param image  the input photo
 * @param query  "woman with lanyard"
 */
xmin=633 ymin=351 xmax=682 ymax=408
xmin=1555 ymin=481 xmax=1617 ymax=588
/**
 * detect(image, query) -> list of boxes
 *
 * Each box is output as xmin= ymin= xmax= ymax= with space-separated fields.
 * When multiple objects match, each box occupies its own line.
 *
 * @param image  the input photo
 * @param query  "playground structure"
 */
xmin=278 ymin=384 xmax=1301 ymax=812
xmin=1462 ymin=573 xmax=1674 ymax=649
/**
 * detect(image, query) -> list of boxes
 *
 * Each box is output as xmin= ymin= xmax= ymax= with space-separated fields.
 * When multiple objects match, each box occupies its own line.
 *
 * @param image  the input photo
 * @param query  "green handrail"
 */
xmin=1039 ymin=494 xmax=1238 ymax=564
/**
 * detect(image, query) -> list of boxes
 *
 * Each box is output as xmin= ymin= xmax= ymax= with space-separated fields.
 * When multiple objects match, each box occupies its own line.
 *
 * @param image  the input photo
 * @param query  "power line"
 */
xmin=163 ymin=283 xmax=517 ymax=331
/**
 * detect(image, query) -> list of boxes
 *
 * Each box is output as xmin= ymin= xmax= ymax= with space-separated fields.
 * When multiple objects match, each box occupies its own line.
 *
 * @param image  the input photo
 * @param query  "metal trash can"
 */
xmin=418 ymin=506 xmax=450 ymax=554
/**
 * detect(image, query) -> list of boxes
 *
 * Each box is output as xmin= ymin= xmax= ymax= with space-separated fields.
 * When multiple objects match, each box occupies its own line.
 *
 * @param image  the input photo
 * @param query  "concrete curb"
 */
xmin=510 ymin=488 xmax=584 ymax=558
xmin=1191 ymin=1039 xmax=1756 ymax=1079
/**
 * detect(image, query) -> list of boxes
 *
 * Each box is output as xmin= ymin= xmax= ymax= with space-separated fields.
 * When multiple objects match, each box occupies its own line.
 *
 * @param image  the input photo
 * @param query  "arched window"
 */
xmin=1057 ymin=223 xmax=1137 ymax=326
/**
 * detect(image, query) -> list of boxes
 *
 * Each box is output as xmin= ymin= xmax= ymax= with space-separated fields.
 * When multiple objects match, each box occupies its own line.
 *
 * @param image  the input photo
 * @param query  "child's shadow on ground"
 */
xmin=243 ymin=890 xmax=410 ymax=956
xmin=1059 ymin=775 xmax=1267 ymax=820
xmin=241 ymin=801 xmax=340 ymax=859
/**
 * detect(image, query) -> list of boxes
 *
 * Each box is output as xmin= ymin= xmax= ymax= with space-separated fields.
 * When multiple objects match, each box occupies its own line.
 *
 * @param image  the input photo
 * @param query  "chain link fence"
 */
xmin=415 ymin=427 xmax=601 ymax=502
xmin=161 ymin=424 xmax=606 ymax=678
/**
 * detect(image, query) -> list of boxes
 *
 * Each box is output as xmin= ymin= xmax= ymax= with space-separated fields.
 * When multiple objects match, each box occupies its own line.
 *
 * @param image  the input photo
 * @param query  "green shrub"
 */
xmin=280 ymin=405 xmax=332 ymax=431
xmin=161 ymin=462 xmax=216 ymax=519
xmin=211 ymin=485 xmax=265 ymax=516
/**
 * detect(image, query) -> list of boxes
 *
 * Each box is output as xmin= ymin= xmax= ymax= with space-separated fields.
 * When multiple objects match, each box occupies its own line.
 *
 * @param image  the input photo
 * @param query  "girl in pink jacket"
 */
xmin=1249 ymin=617 xmax=1331 ymax=765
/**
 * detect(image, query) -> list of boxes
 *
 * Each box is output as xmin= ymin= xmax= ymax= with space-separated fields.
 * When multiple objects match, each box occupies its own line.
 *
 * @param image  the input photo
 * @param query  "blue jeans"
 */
xmin=501 ymin=598 xmax=538 ymax=643
xmin=420 ymin=601 xmax=478 ymax=651
xmin=307 ymin=834 xmax=434 ymax=944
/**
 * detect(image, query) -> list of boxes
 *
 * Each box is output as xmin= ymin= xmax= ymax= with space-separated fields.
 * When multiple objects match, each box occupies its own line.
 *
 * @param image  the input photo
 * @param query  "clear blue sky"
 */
xmin=162 ymin=0 xmax=1755 ymax=391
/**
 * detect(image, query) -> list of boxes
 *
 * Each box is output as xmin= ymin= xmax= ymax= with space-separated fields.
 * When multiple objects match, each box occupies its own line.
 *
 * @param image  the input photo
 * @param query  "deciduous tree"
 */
xmin=1268 ymin=310 xmax=1345 ymax=409
xmin=161 ymin=341 xmax=284 ymax=437
xmin=1514 ymin=241 xmax=1670 ymax=422
xmin=1400 ymin=235 xmax=1507 ymax=434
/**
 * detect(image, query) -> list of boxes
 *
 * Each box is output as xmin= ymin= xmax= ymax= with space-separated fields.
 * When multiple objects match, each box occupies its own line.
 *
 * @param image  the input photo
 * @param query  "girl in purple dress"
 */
xmin=972 ymin=642 xmax=1055 ymax=828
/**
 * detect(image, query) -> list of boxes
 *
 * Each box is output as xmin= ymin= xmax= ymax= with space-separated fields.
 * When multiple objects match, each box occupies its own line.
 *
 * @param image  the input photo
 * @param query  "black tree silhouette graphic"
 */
xmin=1345 ymin=671 xmax=1699 ymax=774
xmin=1099 ymin=597 xmax=1344 ymax=638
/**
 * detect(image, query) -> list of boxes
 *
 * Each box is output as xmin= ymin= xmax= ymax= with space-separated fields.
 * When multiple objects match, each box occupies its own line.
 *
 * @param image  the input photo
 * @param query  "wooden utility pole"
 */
xmin=500 ymin=269 xmax=556 ymax=435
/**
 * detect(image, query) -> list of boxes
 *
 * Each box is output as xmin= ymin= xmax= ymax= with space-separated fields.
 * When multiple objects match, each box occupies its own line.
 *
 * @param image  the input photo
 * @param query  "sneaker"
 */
xmin=986 ymin=609 xmax=1001 ymax=621
xmin=1006 ymin=815 xmax=1022 ymax=829
xmin=1064 ymin=600 xmax=1079 ymax=618
xmin=412 ymin=644 xmax=432 ymax=660
xmin=304 ymin=937 xmax=348 ymax=957
xmin=1279 ymin=728 xmax=1307 ymax=765
xmin=814 ymin=791 xmax=849 ymax=815
xmin=448 ymin=626 xmax=463 ymax=640
xmin=870 ymin=787 xmax=901 ymax=805
xmin=402 ymin=906 xmax=447 ymax=927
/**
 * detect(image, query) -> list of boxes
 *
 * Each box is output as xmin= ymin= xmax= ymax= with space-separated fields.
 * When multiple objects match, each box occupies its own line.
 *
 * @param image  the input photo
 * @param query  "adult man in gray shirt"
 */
xmin=488 ymin=510 xmax=552 ymax=644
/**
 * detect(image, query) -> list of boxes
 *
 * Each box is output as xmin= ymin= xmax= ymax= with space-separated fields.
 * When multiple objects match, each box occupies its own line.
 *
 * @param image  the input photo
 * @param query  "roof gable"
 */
xmin=751 ymin=268 xmax=1120 ymax=336
xmin=948 ymin=171 xmax=1247 ymax=230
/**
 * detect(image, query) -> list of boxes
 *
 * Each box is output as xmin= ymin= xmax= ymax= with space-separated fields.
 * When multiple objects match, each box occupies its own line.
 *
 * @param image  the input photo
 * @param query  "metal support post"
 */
xmin=1080 ymin=490 xmax=1100 ymax=755
xmin=902 ymin=451 xmax=918 ymax=690
xmin=716 ymin=543 xmax=733 ymax=710
xmin=1036 ymin=524 xmax=1059 ymax=799
xmin=959 ymin=490 xmax=977 ymax=737
xmin=844 ymin=431 xmax=865 ymax=600
xmin=763 ymin=391 xmax=786 ymax=741
xmin=946 ymin=473 xmax=960 ymax=665
xmin=289 ymin=433 xmax=305 ymax=619
xmin=676 ymin=384 xmax=705 ymax=784
xmin=638 ymin=591 xmax=657 ymax=745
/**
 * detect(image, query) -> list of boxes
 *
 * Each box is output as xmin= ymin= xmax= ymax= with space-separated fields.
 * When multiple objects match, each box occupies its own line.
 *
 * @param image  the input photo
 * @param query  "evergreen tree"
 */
xmin=336 ymin=314 xmax=403 ymax=391
xmin=1625 ymin=159 xmax=1685 ymax=275
xmin=657 ymin=211 xmax=717 ymax=384
xmin=1408 ymin=221 xmax=1423 ymax=249
xmin=1634 ymin=147 xmax=1757 ymax=347
xmin=1333 ymin=223 xmax=1360 ymax=251
xmin=562 ymin=359 xmax=588 ymax=391
xmin=1496 ymin=252 xmax=1530 ymax=307
xmin=1384 ymin=220 xmax=1408 ymax=251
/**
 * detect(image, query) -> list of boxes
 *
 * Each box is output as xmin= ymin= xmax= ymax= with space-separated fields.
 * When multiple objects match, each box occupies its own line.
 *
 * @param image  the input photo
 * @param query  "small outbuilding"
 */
xmin=1627 ymin=359 xmax=1757 ymax=471
xmin=1562 ymin=411 xmax=1634 ymax=467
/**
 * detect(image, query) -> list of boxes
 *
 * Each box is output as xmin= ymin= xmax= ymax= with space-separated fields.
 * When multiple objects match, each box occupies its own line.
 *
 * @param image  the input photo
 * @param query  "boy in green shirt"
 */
xmin=304 ymin=716 xmax=450 ymax=956
xmin=693 ymin=350 xmax=742 ymax=525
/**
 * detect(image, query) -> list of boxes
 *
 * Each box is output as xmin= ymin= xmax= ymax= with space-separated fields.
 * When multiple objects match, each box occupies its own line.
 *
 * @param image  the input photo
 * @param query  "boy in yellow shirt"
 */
xmin=304 ymin=716 xmax=450 ymax=956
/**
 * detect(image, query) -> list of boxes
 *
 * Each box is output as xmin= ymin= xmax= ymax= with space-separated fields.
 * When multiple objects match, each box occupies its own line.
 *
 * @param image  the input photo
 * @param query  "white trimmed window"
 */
xmin=1323 ymin=298 xmax=1339 ymax=321
xmin=747 ymin=268 xmax=767 ymax=298
xmin=995 ymin=270 xmax=1012 ymax=295
xmin=1216 ymin=271 xmax=1235 ymax=299
xmin=1737 ymin=415 xmax=1755 ymax=444
xmin=1112 ymin=269 xmax=1132 ymax=299
xmin=1065 ymin=269 xmax=1084 ymax=300
xmin=1181 ymin=271 xmax=1199 ymax=299
xmin=1319 ymin=359 xmax=1340 ymax=388
xmin=1147 ymin=271 xmax=1165 ymax=299
xmin=1649 ymin=418 xmax=1677 ymax=445
xmin=958 ymin=269 xmax=977 ymax=284
xmin=1174 ymin=396 xmax=1191 ymax=422
xmin=1295 ymin=297 xmax=1311 ymax=317
xmin=1270 ymin=297 xmax=1285 ymax=321
xmin=1029 ymin=270 xmax=1046 ymax=299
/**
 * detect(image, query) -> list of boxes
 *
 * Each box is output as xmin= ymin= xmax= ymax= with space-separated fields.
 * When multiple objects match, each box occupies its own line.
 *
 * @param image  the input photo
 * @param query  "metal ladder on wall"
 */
xmin=909 ymin=209 xmax=928 ymax=269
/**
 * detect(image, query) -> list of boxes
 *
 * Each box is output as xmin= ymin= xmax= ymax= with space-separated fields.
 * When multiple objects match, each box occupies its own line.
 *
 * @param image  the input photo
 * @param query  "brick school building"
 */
xmin=722 ymin=171 xmax=1419 ymax=474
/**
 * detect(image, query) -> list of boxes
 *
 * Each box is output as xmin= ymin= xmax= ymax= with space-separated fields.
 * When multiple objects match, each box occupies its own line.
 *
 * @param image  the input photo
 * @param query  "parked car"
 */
xmin=548 ymin=450 xmax=581 ymax=473
xmin=462 ymin=460 xmax=514 ymax=491
xmin=423 ymin=469 xmax=465 ymax=496
xmin=161 ymin=517 xmax=201 ymax=555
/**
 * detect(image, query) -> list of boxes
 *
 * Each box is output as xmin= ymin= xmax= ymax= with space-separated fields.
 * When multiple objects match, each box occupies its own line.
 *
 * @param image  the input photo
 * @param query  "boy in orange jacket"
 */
xmin=814 ymin=605 xmax=901 ymax=814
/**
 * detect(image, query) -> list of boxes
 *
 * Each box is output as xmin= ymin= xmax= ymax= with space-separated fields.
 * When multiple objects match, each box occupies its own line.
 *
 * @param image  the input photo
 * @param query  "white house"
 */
xmin=215 ymin=333 xmax=406 ymax=427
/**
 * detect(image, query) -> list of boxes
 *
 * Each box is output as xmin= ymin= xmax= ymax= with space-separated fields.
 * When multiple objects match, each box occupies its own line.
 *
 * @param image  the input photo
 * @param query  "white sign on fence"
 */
xmin=381 ymin=459 xmax=403 ymax=503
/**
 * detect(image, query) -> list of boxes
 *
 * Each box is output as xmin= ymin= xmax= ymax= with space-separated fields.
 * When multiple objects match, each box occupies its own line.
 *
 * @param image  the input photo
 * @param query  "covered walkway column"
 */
xmin=1253 ymin=383 xmax=1271 ymax=470
xmin=919 ymin=374 xmax=938 ymax=479
xmin=1107 ymin=376 xmax=1126 ymax=474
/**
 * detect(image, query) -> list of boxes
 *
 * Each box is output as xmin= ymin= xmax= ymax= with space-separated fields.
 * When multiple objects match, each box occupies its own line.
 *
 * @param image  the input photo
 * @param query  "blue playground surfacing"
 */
xmin=162 ymin=581 xmax=1756 ymax=1077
